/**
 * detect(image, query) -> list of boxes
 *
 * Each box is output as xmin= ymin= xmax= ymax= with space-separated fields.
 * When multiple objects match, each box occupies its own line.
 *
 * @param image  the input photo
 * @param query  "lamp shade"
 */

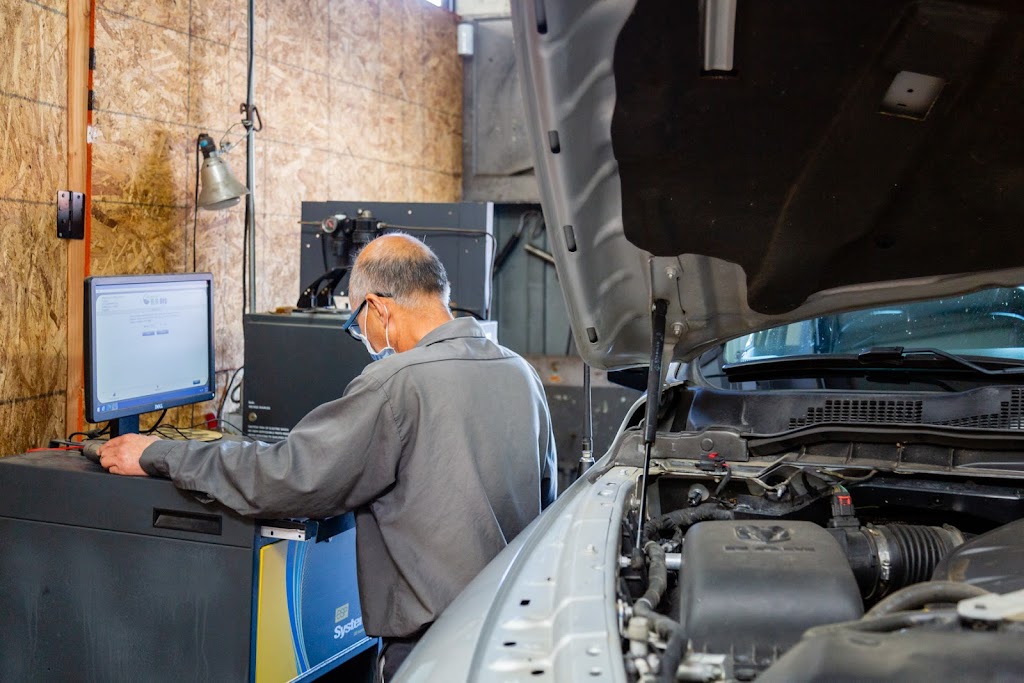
xmin=198 ymin=153 xmax=249 ymax=210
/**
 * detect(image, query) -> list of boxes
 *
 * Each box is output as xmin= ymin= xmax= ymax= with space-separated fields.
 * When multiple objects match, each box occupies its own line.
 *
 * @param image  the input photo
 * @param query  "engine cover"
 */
xmin=679 ymin=521 xmax=863 ymax=656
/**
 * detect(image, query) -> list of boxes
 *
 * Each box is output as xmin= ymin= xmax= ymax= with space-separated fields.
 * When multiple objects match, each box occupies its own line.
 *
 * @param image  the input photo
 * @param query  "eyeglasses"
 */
xmin=342 ymin=292 xmax=393 ymax=342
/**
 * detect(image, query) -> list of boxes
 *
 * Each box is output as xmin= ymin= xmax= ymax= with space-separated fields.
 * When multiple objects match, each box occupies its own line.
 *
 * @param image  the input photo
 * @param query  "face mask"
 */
xmin=361 ymin=304 xmax=396 ymax=361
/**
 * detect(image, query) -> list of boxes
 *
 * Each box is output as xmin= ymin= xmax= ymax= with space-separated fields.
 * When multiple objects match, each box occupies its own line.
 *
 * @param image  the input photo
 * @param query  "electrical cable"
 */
xmin=381 ymin=224 xmax=500 ymax=319
xmin=218 ymin=367 xmax=244 ymax=429
xmin=68 ymin=422 xmax=110 ymax=442
xmin=674 ymin=256 xmax=687 ymax=317
xmin=217 ymin=122 xmax=247 ymax=153
xmin=144 ymin=409 xmax=168 ymax=435
xmin=711 ymin=463 xmax=732 ymax=498
xmin=192 ymin=136 xmax=200 ymax=272
xmin=449 ymin=306 xmax=484 ymax=320
xmin=242 ymin=209 xmax=248 ymax=313
xmin=153 ymin=425 xmax=195 ymax=440
xmin=182 ymin=417 xmax=246 ymax=437
xmin=216 ymin=418 xmax=245 ymax=435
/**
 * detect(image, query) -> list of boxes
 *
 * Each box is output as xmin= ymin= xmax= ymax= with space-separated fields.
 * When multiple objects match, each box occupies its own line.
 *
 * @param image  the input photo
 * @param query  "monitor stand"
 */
xmin=110 ymin=415 xmax=140 ymax=438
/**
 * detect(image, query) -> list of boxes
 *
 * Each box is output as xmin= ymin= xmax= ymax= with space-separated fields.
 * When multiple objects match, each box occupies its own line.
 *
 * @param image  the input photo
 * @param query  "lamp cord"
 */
xmin=191 ymin=136 xmax=200 ymax=273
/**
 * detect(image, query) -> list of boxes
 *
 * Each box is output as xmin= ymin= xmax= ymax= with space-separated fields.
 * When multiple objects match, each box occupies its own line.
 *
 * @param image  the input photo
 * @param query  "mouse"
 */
xmin=81 ymin=440 xmax=105 ymax=464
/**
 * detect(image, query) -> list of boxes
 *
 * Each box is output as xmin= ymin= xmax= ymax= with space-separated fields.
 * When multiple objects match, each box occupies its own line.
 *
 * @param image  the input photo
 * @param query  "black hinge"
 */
xmin=56 ymin=191 xmax=85 ymax=240
xmin=88 ymin=47 xmax=96 ymax=70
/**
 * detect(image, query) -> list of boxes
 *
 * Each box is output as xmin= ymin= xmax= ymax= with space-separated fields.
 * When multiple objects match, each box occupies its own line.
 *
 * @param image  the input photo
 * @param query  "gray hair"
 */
xmin=348 ymin=233 xmax=451 ymax=307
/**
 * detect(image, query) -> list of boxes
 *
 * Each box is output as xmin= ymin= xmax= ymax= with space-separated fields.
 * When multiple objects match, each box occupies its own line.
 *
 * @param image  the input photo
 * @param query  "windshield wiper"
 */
xmin=723 ymin=346 xmax=1024 ymax=382
xmin=857 ymin=347 xmax=1024 ymax=375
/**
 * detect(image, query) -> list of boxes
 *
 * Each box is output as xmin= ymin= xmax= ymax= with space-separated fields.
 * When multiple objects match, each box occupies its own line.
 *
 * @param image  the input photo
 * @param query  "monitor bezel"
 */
xmin=84 ymin=272 xmax=216 ymax=425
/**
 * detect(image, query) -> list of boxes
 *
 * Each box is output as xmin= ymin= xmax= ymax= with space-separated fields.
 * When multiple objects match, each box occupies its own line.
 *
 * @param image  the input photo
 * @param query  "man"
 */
xmin=99 ymin=233 xmax=558 ymax=679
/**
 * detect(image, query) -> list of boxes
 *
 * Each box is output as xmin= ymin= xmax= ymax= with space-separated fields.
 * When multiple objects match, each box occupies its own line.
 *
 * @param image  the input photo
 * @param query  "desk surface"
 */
xmin=0 ymin=450 xmax=255 ymax=547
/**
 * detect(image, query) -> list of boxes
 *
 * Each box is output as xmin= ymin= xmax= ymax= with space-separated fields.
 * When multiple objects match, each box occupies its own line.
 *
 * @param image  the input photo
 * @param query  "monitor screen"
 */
xmin=84 ymin=273 xmax=216 ymax=425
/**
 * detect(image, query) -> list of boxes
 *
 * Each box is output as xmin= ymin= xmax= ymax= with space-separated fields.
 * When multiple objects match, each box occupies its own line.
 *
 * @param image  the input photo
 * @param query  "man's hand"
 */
xmin=99 ymin=434 xmax=159 ymax=476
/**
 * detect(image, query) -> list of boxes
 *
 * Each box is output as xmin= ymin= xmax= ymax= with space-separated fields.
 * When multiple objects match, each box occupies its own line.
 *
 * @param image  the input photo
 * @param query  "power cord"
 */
xmin=191 ymin=135 xmax=201 ymax=273
xmin=382 ymin=224 xmax=500 ymax=318
xmin=218 ymin=366 xmax=244 ymax=430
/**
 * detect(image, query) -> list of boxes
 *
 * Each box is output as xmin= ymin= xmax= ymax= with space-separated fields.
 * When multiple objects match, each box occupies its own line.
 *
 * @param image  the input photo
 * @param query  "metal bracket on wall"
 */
xmin=56 ymin=190 xmax=86 ymax=240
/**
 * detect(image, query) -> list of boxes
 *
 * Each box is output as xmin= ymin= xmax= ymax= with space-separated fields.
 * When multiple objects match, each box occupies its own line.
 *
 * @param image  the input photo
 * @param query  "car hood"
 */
xmin=512 ymin=0 xmax=1024 ymax=370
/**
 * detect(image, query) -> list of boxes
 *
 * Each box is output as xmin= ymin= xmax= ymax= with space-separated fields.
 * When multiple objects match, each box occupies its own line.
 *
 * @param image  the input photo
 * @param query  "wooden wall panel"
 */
xmin=98 ymin=0 xmax=189 ymax=34
xmin=330 ymin=81 xmax=381 ymax=156
xmin=0 ymin=0 xmax=68 ymax=455
xmin=89 ymin=202 xmax=190 ymax=275
xmin=262 ymin=59 xmax=331 ymax=150
xmin=90 ymin=112 xmax=192 ymax=207
xmin=187 ymin=38 xmax=248 ymax=131
xmin=0 ymin=98 xmax=66 ymax=202
xmin=256 ymin=214 xmax=300 ymax=312
xmin=0 ymin=200 xmax=68 ymax=402
xmin=0 ymin=0 xmax=67 ymax=104
xmin=328 ymin=0 xmax=380 ymax=91
xmin=0 ymin=394 xmax=66 ymax=454
xmin=261 ymin=141 xmax=331 ymax=212
xmin=93 ymin=8 xmax=190 ymax=124
xmin=265 ymin=0 xmax=329 ymax=74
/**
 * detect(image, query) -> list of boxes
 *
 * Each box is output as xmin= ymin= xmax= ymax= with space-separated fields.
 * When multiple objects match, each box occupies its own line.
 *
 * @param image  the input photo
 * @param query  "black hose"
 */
xmin=636 ymin=541 xmax=668 ymax=611
xmin=804 ymin=608 xmax=960 ymax=638
xmin=658 ymin=628 xmax=686 ymax=683
xmin=865 ymin=581 xmax=989 ymax=617
xmin=632 ymin=542 xmax=687 ymax=682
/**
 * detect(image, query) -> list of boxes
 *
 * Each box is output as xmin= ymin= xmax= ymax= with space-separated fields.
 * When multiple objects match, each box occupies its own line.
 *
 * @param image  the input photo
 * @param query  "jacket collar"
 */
xmin=416 ymin=317 xmax=487 ymax=348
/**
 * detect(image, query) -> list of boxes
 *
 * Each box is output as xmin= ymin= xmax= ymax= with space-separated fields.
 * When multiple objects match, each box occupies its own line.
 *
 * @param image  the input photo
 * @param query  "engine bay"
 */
xmin=617 ymin=451 xmax=1024 ymax=682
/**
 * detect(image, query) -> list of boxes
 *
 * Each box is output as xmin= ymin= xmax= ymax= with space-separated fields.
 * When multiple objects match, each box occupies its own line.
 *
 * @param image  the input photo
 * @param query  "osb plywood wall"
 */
xmin=0 ymin=0 xmax=69 ymax=455
xmin=0 ymin=0 xmax=462 ymax=453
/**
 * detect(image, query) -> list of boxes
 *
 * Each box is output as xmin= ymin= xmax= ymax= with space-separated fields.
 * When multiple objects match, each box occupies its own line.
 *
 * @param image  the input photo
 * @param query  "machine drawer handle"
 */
xmin=152 ymin=508 xmax=223 ymax=535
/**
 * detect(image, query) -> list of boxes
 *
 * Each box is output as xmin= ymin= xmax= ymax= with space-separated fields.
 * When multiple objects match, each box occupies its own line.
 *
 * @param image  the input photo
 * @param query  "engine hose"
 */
xmin=658 ymin=628 xmax=687 ymax=683
xmin=865 ymin=580 xmax=990 ymax=617
xmin=633 ymin=542 xmax=686 ymax=683
xmin=804 ymin=608 xmax=960 ymax=638
xmin=834 ymin=523 xmax=964 ymax=601
xmin=637 ymin=541 xmax=668 ymax=610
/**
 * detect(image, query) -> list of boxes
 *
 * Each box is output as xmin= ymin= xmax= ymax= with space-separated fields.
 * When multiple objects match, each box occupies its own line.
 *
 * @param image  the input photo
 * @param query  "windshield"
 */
xmin=724 ymin=287 xmax=1024 ymax=364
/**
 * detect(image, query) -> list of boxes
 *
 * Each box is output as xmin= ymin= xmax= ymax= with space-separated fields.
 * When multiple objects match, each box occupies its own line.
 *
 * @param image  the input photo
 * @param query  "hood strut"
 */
xmin=576 ymin=363 xmax=596 ymax=478
xmin=636 ymin=299 xmax=669 ymax=550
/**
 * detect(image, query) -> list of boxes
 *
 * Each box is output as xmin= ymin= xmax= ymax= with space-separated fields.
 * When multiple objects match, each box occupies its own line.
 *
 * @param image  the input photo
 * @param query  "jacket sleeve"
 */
xmin=139 ymin=374 xmax=403 ymax=518
xmin=540 ymin=411 xmax=558 ymax=509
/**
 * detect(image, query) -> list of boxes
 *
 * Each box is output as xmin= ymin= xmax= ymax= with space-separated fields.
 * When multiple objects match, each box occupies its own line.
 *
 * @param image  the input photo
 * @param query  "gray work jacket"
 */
xmin=140 ymin=317 xmax=557 ymax=637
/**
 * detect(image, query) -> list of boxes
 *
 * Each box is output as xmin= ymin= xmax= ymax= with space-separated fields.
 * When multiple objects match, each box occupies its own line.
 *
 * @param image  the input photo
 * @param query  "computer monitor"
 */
xmin=84 ymin=273 xmax=216 ymax=437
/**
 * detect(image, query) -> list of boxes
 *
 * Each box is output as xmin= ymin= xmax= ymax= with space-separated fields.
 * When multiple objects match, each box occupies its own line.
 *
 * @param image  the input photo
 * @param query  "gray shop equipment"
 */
xmin=0 ymin=451 xmax=376 ymax=682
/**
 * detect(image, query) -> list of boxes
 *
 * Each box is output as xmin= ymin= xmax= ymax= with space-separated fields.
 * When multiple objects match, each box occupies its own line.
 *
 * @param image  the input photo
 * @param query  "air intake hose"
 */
xmin=830 ymin=524 xmax=964 ymax=601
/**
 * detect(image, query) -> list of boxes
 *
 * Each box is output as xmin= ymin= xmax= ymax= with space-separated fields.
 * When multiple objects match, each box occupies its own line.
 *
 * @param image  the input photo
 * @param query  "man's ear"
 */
xmin=366 ymin=294 xmax=390 ymax=325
